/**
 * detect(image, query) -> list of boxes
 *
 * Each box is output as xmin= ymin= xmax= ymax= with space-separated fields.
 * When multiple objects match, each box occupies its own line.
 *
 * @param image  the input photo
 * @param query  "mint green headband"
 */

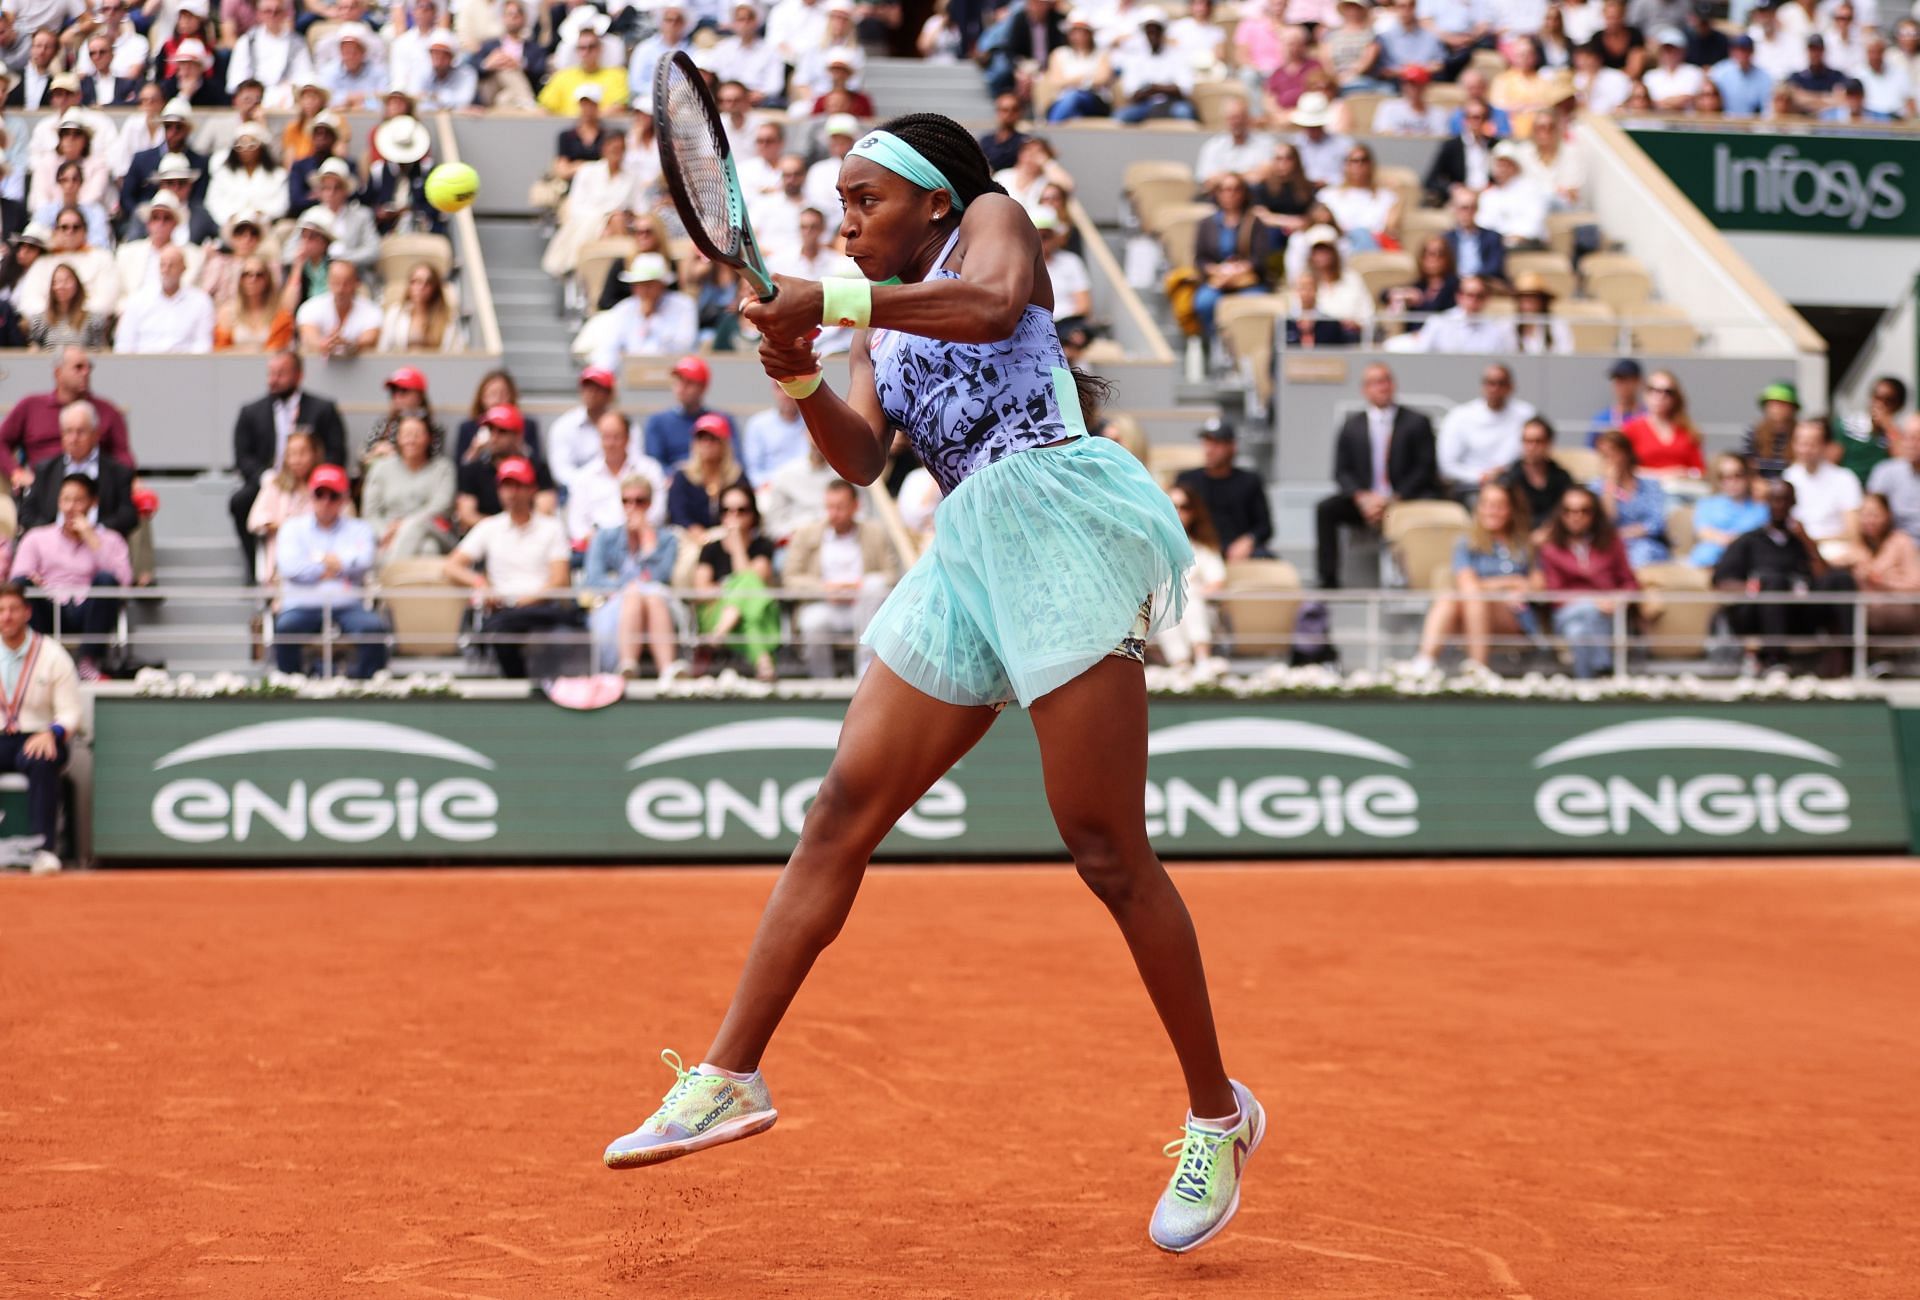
xmin=849 ymin=130 xmax=966 ymax=213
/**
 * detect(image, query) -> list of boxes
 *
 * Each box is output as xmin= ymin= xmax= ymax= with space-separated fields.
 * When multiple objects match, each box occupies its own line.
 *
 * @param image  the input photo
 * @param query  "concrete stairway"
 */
xmin=861 ymin=57 xmax=996 ymax=122
xmin=475 ymin=217 xmax=581 ymax=398
xmin=136 ymin=473 xmax=258 ymax=674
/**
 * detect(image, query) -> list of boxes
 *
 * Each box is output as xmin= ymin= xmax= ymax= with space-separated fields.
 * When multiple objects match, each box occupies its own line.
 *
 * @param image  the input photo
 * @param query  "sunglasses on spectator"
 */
xmin=720 ymin=504 xmax=752 ymax=515
xmin=1460 ymin=288 xmax=1487 ymax=299
xmin=1647 ymin=384 xmax=1678 ymax=394
xmin=313 ymin=488 xmax=343 ymax=501
xmin=622 ymin=495 xmax=651 ymax=507
xmin=1562 ymin=504 xmax=1592 ymax=514
xmin=1522 ymin=433 xmax=1550 ymax=444
xmin=55 ymin=221 xmax=83 ymax=231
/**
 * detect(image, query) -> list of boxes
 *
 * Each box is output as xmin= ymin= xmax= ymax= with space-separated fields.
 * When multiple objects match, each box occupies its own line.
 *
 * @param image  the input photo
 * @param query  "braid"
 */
xmin=879 ymin=113 xmax=1009 ymax=207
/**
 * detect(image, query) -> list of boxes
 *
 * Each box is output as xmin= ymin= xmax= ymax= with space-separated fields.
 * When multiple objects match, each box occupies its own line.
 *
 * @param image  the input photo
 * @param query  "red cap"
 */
xmin=495 ymin=455 xmax=536 ymax=486
xmin=1400 ymin=65 xmax=1431 ymax=86
xmin=132 ymin=487 xmax=160 ymax=517
xmin=386 ymin=365 xmax=428 ymax=392
xmin=693 ymin=413 xmax=731 ymax=439
xmin=671 ymin=355 xmax=711 ymax=384
xmin=308 ymin=464 xmax=350 ymax=494
xmin=482 ymin=403 xmax=524 ymax=433
xmin=579 ymin=365 xmax=616 ymax=390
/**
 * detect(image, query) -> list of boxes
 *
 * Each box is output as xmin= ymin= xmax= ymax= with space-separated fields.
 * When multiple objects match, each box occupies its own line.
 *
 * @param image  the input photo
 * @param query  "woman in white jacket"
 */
xmin=206 ymin=122 xmax=291 ymax=229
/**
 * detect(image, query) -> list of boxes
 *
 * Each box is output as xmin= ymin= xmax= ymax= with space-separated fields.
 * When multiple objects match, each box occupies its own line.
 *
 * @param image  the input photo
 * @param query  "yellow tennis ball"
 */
xmin=424 ymin=162 xmax=480 ymax=214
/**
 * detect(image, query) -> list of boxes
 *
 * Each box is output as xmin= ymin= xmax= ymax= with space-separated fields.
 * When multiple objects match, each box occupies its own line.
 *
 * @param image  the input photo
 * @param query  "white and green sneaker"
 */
xmin=1148 ymin=1079 xmax=1265 ymax=1253
xmin=603 ymin=1049 xmax=778 ymax=1170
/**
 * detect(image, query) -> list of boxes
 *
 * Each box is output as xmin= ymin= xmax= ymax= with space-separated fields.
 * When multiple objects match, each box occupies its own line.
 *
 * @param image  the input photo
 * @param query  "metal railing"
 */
xmin=29 ymin=582 xmax=1920 ymax=684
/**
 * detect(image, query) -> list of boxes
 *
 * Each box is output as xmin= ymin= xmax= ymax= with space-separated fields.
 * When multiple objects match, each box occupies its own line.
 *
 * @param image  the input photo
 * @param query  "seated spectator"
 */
xmin=1155 ymin=484 xmax=1227 ymax=666
xmin=1251 ymin=142 xmax=1314 ymax=233
xmin=1320 ymin=145 xmax=1400 ymax=251
xmin=993 ymin=135 xmax=1073 ymax=210
xmin=590 ymin=252 xmax=698 ymax=371
xmin=32 ymin=160 xmax=113 ymax=251
xmin=1591 ymin=430 xmax=1670 ymax=568
xmin=1492 ymin=37 xmax=1572 ymax=135
xmin=14 ymin=471 xmax=132 ymax=677
xmin=1536 ymin=485 xmax=1637 ymax=678
xmin=542 ymin=130 xmax=646 ymax=278
xmin=1865 ymin=414 xmax=1920 ymax=541
xmin=1712 ymin=34 xmax=1772 ymax=117
xmin=1787 ymin=34 xmax=1845 ymax=113
xmin=1836 ymin=374 xmax=1904 ymax=482
xmin=709 ymin=1 xmax=785 ymax=107
xmin=645 ymin=356 xmax=734 ymax=470
xmin=1690 ymin=452 xmax=1770 ymax=568
xmin=1112 ymin=9 xmax=1195 ymax=122
xmin=1498 ymin=416 xmax=1574 ymax=526
xmin=215 ymin=255 xmax=296 ymax=352
xmin=1376 ymin=0 xmax=1447 ymax=83
xmin=1289 ymin=93 xmax=1352 ymax=188
xmin=457 ymin=405 xmax=556 ymax=529
xmin=1783 ymin=418 xmax=1863 ymax=561
xmin=1851 ymin=493 xmax=1920 ymax=639
xmin=668 ymin=416 xmax=752 ymax=530
xmin=115 ymin=245 xmax=216 ymax=354
xmin=1373 ymin=65 xmax=1449 ymax=136
xmin=627 ymin=1 xmax=689 ymax=96
xmin=199 ymin=213 xmax=270 ymax=306
xmin=804 ymin=48 xmax=873 ymax=118
xmin=1745 ymin=380 xmax=1799 ymax=479
xmin=286 ymin=114 xmax=349 ymax=212
xmin=1231 ymin=0 xmax=1289 ymax=78
xmin=247 ymin=430 xmax=324 ymax=582
xmin=1408 ymin=480 xmax=1537 ymax=672
xmin=1477 ymin=144 xmax=1551 ymax=248
xmin=303 ymin=160 xmax=381 ymax=277
xmin=138 ymin=153 xmax=220 ymax=247
xmin=19 ymin=401 xmax=138 ymax=541
xmin=444 ymin=457 xmax=580 ymax=679
xmin=1413 ymin=275 xmax=1517 ymax=353
xmin=787 ymin=478 xmax=898 ymax=679
xmin=1294 ymin=233 xmax=1374 ymax=331
xmin=1713 ymin=479 xmax=1855 ymax=674
xmin=1511 ymin=274 xmax=1571 ymax=355
xmin=0 ymin=582 xmax=80 ymax=874
xmin=27 ymin=264 xmax=110 ymax=352
xmin=207 ymin=123 xmax=290 ymax=229
xmin=226 ymin=0 xmax=317 ymax=104
xmin=279 ymin=210 xmax=335 ymax=309
xmin=1589 ymin=358 xmax=1646 ymax=445
xmin=1424 ymin=103 xmax=1497 ymax=205
xmin=983 ymin=0 xmax=1066 ymax=100
xmin=1178 ymin=418 xmax=1275 ymax=564
xmin=0 ymin=348 xmax=132 ymax=491
xmin=348 ymin=398 xmax=455 ymax=560
xmin=1192 ymin=172 xmax=1284 ymax=346
xmin=547 ymin=367 xmax=620 ymax=486
xmin=230 ymin=349 xmax=348 ymax=567
xmin=1570 ymin=36 xmax=1635 ymax=115
xmin=1440 ymin=363 xmax=1535 ymax=496
xmin=1383 ymin=235 xmax=1459 ymax=320
xmin=1325 ymin=0 xmax=1387 ymax=92
xmin=1858 ymin=35 xmax=1912 ymax=121
xmin=114 ymin=191 xmax=206 ymax=304
xmin=414 ymin=30 xmax=477 ymax=109
xmin=760 ymin=442 xmax=839 ymax=544
xmin=747 ymin=154 xmax=816 ymax=264
xmin=280 ymin=80 xmax=332 ymax=165
xmin=566 ymin=411 xmax=667 ymax=544
xmin=19 ymin=205 xmax=120 ymax=319
xmin=1592 ymin=0 xmax=1648 ymax=77
xmin=976 ymin=93 xmax=1031 ymax=173
xmin=1522 ymin=113 xmax=1587 ymax=210
xmin=583 ymin=476 xmax=682 ymax=677
xmin=361 ymin=365 xmax=446 ymax=469
xmin=740 ymin=384 xmax=811 ymax=488
xmin=1313 ymin=364 xmax=1436 ymax=587
xmin=1620 ymin=369 xmax=1704 ymax=477
xmin=377 ymin=263 xmax=467 ymax=354
xmin=1644 ymin=26 xmax=1706 ymax=108
xmin=29 ymin=113 xmax=111 ymax=216
xmin=1262 ymin=23 xmax=1323 ymax=115
xmin=453 ymin=371 xmax=540 ymax=468
xmin=1441 ymin=188 xmax=1507 ymax=287
xmin=1283 ymin=271 xmax=1359 ymax=347
xmin=693 ymin=483 xmax=779 ymax=680
xmin=272 ymin=463 xmax=390 ymax=678
xmin=1194 ymin=98 xmax=1275 ymax=189
xmin=1044 ymin=11 xmax=1113 ymax=122
xmin=296 ymin=259 xmax=382 ymax=358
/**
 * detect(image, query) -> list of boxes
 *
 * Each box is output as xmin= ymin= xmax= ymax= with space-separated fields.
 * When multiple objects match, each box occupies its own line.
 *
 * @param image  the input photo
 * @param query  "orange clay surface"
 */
xmin=5 ymin=861 xmax=1919 ymax=1299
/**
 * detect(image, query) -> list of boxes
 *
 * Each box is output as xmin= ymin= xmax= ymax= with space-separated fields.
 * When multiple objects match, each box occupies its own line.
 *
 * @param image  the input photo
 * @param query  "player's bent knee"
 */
xmin=1066 ymin=830 xmax=1146 ymax=907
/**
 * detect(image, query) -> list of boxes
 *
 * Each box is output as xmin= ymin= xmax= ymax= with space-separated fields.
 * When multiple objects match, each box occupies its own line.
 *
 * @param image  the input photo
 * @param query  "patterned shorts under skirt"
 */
xmin=863 ymin=435 xmax=1193 ymax=709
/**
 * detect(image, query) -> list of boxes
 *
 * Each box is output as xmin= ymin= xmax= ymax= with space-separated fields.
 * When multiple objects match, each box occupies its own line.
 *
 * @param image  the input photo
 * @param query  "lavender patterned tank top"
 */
xmin=868 ymin=231 xmax=1089 ymax=495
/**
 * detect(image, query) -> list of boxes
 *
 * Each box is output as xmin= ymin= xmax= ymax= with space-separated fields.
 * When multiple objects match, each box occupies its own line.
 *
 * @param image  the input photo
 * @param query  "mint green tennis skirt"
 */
xmin=863 ymin=436 xmax=1193 ymax=709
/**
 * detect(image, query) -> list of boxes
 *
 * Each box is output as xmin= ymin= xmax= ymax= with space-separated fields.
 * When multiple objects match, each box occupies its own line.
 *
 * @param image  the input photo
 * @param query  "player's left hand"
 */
xmin=741 ymin=275 xmax=824 ymax=345
xmin=755 ymin=328 xmax=821 ymax=384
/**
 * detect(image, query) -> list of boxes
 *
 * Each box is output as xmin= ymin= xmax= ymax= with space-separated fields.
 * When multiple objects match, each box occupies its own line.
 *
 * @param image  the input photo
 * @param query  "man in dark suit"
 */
xmin=1422 ymin=100 xmax=1498 ymax=203
xmin=1439 ymin=185 xmax=1508 ymax=288
xmin=230 ymin=349 xmax=348 ymax=569
xmin=18 ymin=402 xmax=139 ymax=539
xmin=78 ymin=32 xmax=143 ymax=107
xmin=1315 ymin=363 xmax=1439 ymax=589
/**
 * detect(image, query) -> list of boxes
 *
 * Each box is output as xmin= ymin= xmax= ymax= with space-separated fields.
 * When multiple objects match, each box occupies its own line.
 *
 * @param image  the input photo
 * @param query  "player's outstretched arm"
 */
xmin=754 ymin=326 xmax=891 ymax=486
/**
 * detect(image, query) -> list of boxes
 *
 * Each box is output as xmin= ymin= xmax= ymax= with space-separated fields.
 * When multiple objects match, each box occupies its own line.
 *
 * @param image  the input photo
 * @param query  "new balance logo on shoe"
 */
xmin=694 ymin=1086 xmax=736 ymax=1133
xmin=1231 ymin=1136 xmax=1251 ymax=1176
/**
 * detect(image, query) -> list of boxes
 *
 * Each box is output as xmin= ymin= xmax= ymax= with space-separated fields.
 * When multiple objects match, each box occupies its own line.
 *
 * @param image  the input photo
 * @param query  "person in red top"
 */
xmin=0 ymin=347 xmax=133 ymax=490
xmin=1620 ymin=368 xmax=1705 ymax=478
xmin=1534 ymin=484 xmax=1638 ymax=678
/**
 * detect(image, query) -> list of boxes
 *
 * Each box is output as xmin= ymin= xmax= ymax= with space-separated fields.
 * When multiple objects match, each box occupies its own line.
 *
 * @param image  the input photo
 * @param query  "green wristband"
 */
xmin=820 ymin=277 xmax=873 ymax=330
xmin=777 ymin=371 xmax=824 ymax=399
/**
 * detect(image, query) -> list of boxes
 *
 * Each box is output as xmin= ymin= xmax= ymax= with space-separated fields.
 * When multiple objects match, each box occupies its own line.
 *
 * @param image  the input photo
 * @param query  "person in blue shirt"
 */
xmin=1787 ymin=34 xmax=1846 ymax=111
xmin=1588 ymin=357 xmax=1646 ymax=446
xmin=1591 ymin=430 xmax=1670 ymax=568
xmin=1377 ymin=0 xmax=1448 ymax=79
xmin=642 ymin=354 xmax=736 ymax=469
xmin=1709 ymin=35 xmax=1771 ymax=115
xmin=1690 ymin=452 xmax=1771 ymax=568
xmin=272 ymin=463 xmax=390 ymax=678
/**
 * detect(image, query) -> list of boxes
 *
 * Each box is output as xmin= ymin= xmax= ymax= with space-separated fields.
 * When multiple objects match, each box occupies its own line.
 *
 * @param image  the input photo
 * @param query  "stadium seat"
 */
xmin=1147 ymin=443 xmax=1206 ymax=488
xmin=1134 ymin=180 xmax=1203 ymax=235
xmin=1505 ymin=250 xmax=1576 ymax=300
xmin=1215 ymin=293 xmax=1282 ymax=403
xmin=1350 ymin=249 xmax=1416 ymax=303
xmin=1426 ymin=82 xmax=1467 ymax=109
xmin=1635 ymin=562 xmax=1718 ymax=660
xmin=377 ymin=558 xmax=465 ymax=657
xmin=1557 ymin=299 xmax=1620 ymax=353
xmin=1344 ymin=94 xmax=1387 ymax=134
xmin=1374 ymin=165 xmax=1421 ymax=231
xmin=1220 ymin=558 xmax=1302 ymax=656
xmin=1632 ymin=302 xmax=1700 ymax=354
xmin=1399 ymin=207 xmax=1451 ymax=251
xmin=1030 ymin=72 xmax=1061 ymax=119
xmin=1191 ymin=80 xmax=1249 ymax=130
xmin=1582 ymin=252 xmax=1653 ymax=312
xmin=1155 ymin=203 xmax=1215 ymax=272
xmin=1666 ymin=502 xmax=1696 ymax=559
xmin=377 ymin=233 xmax=454 ymax=289
xmin=1547 ymin=211 xmax=1595 ymax=259
xmin=1382 ymin=499 xmax=1470 ymax=592
xmin=1123 ymin=160 xmax=1195 ymax=197
xmin=575 ymin=236 xmax=638 ymax=312
xmin=1553 ymin=446 xmax=1603 ymax=482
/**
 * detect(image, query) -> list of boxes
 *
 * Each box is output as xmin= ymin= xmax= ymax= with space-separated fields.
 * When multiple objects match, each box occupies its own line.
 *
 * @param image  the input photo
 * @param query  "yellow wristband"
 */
xmin=777 ymin=371 xmax=824 ymax=399
xmin=820 ymin=277 xmax=872 ymax=330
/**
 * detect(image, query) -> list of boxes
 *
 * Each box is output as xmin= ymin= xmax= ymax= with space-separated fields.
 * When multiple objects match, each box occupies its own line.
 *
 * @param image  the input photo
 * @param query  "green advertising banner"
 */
xmin=1894 ymin=706 xmax=1920 ymax=853
xmin=91 ymin=698 xmax=1909 ymax=861
xmin=1628 ymin=128 xmax=1920 ymax=237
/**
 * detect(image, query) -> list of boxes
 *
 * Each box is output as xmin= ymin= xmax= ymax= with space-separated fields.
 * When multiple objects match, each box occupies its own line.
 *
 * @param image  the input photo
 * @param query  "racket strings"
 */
xmin=662 ymin=69 xmax=735 ymax=256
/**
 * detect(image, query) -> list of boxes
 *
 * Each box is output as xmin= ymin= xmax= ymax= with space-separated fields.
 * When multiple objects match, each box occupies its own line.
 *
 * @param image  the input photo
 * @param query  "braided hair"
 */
xmin=877 ymin=113 xmax=1008 ymax=209
xmin=877 ymin=114 xmax=1114 ymax=416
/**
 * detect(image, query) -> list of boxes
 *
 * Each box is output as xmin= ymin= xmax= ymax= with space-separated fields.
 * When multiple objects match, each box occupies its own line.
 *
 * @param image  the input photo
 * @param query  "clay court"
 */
xmin=5 ymin=860 xmax=1918 ymax=1299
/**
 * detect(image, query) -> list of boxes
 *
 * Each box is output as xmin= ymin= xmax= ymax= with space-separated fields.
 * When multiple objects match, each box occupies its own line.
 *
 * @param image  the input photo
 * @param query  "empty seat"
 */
xmin=1215 ymin=293 xmax=1282 ymax=401
xmin=1552 ymin=446 xmax=1603 ymax=482
xmin=1344 ymin=94 xmax=1387 ymax=134
xmin=1136 ymin=181 xmax=1204 ymax=235
xmin=1148 ymin=443 xmax=1207 ymax=489
xmin=1583 ymin=252 xmax=1653 ymax=311
xmin=1631 ymin=301 xmax=1700 ymax=354
xmin=1505 ymin=249 xmax=1576 ymax=300
xmin=1557 ymin=299 xmax=1621 ymax=353
xmin=378 ymin=557 xmax=465 ymax=657
xmin=1635 ymin=562 xmax=1718 ymax=660
xmin=1156 ymin=202 xmax=1216 ymax=272
xmin=1399 ymin=207 xmax=1451 ymax=250
xmin=1191 ymin=80 xmax=1249 ymax=130
xmin=575 ymin=236 xmax=637 ymax=309
xmin=1220 ymin=559 xmax=1302 ymax=656
xmin=1547 ymin=211 xmax=1595 ymax=258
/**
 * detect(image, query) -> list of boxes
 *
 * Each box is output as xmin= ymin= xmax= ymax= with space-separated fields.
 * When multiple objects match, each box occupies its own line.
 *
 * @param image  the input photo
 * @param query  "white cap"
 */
xmin=296 ymin=207 xmax=336 ymax=236
xmin=575 ymin=81 xmax=604 ymax=102
xmin=1490 ymin=139 xmax=1524 ymax=162
xmin=334 ymin=20 xmax=372 ymax=44
xmin=144 ymin=190 xmax=185 ymax=215
xmin=824 ymin=44 xmax=862 ymax=69
xmin=152 ymin=152 xmax=201 ymax=181
xmin=178 ymin=0 xmax=210 ymax=13
xmin=427 ymin=27 xmax=459 ymax=51
xmin=233 ymin=119 xmax=271 ymax=145
xmin=317 ymin=156 xmax=355 ymax=181
xmin=620 ymin=251 xmax=672 ymax=283
xmin=1136 ymin=5 xmax=1168 ymax=26
xmin=159 ymin=95 xmax=193 ymax=123
xmin=55 ymin=108 xmax=93 ymax=136
xmin=824 ymin=112 xmax=860 ymax=137
xmin=1065 ymin=8 xmax=1094 ymax=27
xmin=825 ymin=0 xmax=854 ymax=13
xmin=171 ymin=37 xmax=213 ymax=66
xmin=1654 ymin=25 xmax=1685 ymax=46
xmin=1291 ymin=90 xmax=1331 ymax=128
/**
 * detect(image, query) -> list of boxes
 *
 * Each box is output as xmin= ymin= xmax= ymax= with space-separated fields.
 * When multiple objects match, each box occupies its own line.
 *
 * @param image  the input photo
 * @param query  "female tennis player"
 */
xmin=604 ymin=113 xmax=1262 ymax=1254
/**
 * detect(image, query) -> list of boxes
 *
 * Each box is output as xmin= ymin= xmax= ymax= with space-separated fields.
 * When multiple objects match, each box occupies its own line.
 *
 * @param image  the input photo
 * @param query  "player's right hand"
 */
xmin=756 ymin=327 xmax=821 ymax=384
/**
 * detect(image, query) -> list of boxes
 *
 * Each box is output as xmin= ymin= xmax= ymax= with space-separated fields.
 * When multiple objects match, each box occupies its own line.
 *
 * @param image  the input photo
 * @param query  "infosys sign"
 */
xmin=90 ymin=699 xmax=1908 ymax=861
xmin=1629 ymin=128 xmax=1920 ymax=238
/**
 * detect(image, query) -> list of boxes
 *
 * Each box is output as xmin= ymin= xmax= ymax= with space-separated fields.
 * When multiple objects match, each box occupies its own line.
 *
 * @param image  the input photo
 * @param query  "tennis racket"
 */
xmin=654 ymin=50 xmax=778 ymax=303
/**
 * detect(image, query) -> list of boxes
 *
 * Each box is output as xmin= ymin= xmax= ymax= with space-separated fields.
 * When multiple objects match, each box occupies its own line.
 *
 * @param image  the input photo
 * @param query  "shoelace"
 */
xmin=1162 ymin=1122 xmax=1232 ymax=1205
xmin=655 ymin=1048 xmax=701 ymax=1110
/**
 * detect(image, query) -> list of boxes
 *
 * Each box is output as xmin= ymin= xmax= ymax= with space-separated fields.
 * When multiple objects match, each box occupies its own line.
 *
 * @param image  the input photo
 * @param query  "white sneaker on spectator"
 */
xmin=1401 ymin=654 xmax=1437 ymax=675
xmin=29 ymin=850 xmax=61 ymax=875
xmin=659 ymin=659 xmax=689 ymax=683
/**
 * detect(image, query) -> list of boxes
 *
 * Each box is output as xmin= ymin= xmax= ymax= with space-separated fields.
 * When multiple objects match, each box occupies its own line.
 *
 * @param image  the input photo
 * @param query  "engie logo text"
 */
xmin=1144 ymin=719 xmax=1419 ymax=841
